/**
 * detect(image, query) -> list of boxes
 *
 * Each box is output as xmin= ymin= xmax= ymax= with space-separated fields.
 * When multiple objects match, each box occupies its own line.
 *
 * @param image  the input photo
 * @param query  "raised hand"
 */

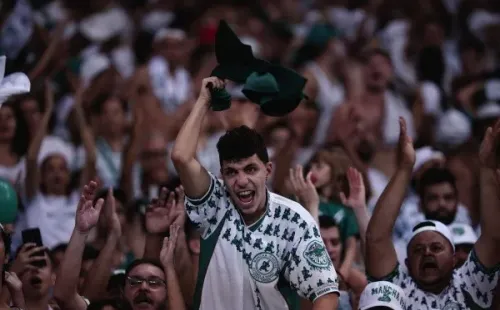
xmin=479 ymin=119 xmax=500 ymax=169
xmin=339 ymin=167 xmax=366 ymax=209
xmin=10 ymin=243 xmax=45 ymax=276
xmin=289 ymin=165 xmax=320 ymax=212
xmin=5 ymin=271 xmax=22 ymax=292
xmin=104 ymin=188 xmax=122 ymax=238
xmin=75 ymin=181 xmax=104 ymax=234
xmin=396 ymin=117 xmax=415 ymax=170
xmin=145 ymin=188 xmax=175 ymax=234
xmin=160 ymin=224 xmax=180 ymax=269
xmin=171 ymin=186 xmax=187 ymax=227
xmin=199 ymin=77 xmax=225 ymax=103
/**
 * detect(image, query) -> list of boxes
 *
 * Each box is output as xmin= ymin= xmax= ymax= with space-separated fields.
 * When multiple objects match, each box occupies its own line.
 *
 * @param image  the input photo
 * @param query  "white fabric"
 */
xmin=413 ymin=147 xmax=444 ymax=174
xmin=95 ymin=138 xmax=123 ymax=188
xmin=382 ymin=91 xmax=416 ymax=146
xmin=80 ymin=54 xmax=111 ymax=88
xmin=359 ymin=281 xmax=407 ymax=310
xmin=468 ymin=10 xmax=500 ymax=41
xmin=306 ymin=62 xmax=345 ymax=146
xmin=0 ymin=158 xmax=25 ymax=186
xmin=484 ymin=79 xmax=500 ymax=100
xmin=154 ymin=28 xmax=186 ymax=42
xmin=148 ymin=56 xmax=192 ymax=113
xmin=328 ymin=7 xmax=376 ymax=41
xmin=79 ymin=7 xmax=130 ymax=42
xmin=0 ymin=0 xmax=33 ymax=59
xmin=240 ymin=36 xmax=261 ymax=57
xmin=420 ymin=82 xmax=442 ymax=116
xmin=111 ymin=45 xmax=135 ymax=79
xmin=186 ymin=174 xmax=339 ymax=310
xmin=0 ymin=55 xmax=31 ymax=106
xmin=476 ymin=101 xmax=500 ymax=119
xmin=449 ymin=223 xmax=478 ymax=245
xmin=435 ymin=109 xmax=471 ymax=147
xmin=20 ymin=191 xmax=80 ymax=249
xmin=141 ymin=10 xmax=174 ymax=32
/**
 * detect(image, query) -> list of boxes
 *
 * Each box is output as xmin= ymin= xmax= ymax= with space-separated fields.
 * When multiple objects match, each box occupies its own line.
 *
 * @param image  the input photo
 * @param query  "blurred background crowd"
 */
xmin=1 ymin=0 xmax=500 ymax=309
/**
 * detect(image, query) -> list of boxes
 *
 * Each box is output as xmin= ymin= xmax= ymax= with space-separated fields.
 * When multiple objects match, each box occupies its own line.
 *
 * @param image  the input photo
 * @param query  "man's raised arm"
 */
xmin=365 ymin=118 xmax=416 ymax=279
xmin=171 ymin=77 xmax=225 ymax=199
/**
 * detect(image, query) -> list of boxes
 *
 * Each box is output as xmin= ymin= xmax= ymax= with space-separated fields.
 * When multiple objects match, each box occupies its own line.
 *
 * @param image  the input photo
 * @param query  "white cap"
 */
xmin=420 ymin=82 xmax=442 ymax=117
xmin=80 ymin=54 xmax=111 ymax=88
xmin=228 ymin=84 xmax=246 ymax=100
xmin=476 ymin=101 xmax=500 ymax=119
xmin=409 ymin=220 xmax=455 ymax=251
xmin=485 ymin=79 xmax=500 ymax=101
xmin=79 ymin=8 xmax=129 ymax=43
xmin=153 ymin=28 xmax=186 ymax=43
xmin=435 ymin=109 xmax=471 ymax=147
xmin=359 ymin=281 xmax=407 ymax=310
xmin=38 ymin=136 xmax=75 ymax=167
xmin=413 ymin=146 xmax=445 ymax=174
xmin=449 ymin=223 xmax=477 ymax=246
xmin=0 ymin=56 xmax=31 ymax=106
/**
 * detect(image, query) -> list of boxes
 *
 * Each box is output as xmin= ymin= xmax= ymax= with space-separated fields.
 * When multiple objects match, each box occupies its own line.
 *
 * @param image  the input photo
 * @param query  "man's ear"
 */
xmin=265 ymin=161 xmax=273 ymax=178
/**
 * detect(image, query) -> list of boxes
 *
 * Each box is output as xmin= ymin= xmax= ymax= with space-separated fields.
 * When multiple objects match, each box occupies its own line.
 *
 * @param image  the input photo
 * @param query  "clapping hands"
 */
xmin=145 ymin=187 xmax=186 ymax=235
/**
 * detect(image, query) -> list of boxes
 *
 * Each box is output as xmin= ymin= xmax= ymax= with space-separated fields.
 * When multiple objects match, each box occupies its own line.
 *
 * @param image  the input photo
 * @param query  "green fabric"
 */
xmin=319 ymin=202 xmax=359 ymax=244
xmin=209 ymin=20 xmax=308 ymax=116
xmin=210 ymin=88 xmax=232 ymax=111
xmin=118 ymin=251 xmax=135 ymax=270
xmin=304 ymin=23 xmax=340 ymax=47
xmin=0 ymin=179 xmax=18 ymax=224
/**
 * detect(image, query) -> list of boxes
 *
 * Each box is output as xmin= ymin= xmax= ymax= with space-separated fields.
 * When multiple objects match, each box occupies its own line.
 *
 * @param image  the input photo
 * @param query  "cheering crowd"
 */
xmin=1 ymin=0 xmax=500 ymax=309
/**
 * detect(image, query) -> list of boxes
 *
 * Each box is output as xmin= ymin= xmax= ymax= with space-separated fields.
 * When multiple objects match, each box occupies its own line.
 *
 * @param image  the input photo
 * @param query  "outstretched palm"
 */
xmin=76 ymin=181 xmax=104 ymax=233
xmin=145 ymin=188 xmax=175 ymax=234
xmin=340 ymin=167 xmax=366 ymax=209
xmin=160 ymin=224 xmax=180 ymax=268
xmin=396 ymin=117 xmax=415 ymax=170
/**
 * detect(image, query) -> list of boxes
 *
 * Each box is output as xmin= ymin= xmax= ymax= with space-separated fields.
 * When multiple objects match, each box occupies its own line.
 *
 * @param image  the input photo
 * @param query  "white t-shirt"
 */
xmin=95 ymin=138 xmax=123 ymax=188
xmin=0 ymin=158 xmax=25 ymax=185
xmin=186 ymin=173 xmax=339 ymax=310
xmin=369 ymin=250 xmax=499 ymax=309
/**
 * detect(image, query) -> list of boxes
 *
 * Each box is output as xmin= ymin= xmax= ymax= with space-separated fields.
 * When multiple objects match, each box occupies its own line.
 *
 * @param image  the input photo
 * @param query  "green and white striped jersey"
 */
xmin=186 ymin=173 xmax=339 ymax=310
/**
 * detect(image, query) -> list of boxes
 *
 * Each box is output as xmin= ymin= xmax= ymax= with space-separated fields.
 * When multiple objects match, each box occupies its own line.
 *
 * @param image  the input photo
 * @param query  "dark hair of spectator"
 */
xmin=417 ymin=167 xmax=457 ymax=197
xmin=417 ymin=46 xmax=445 ymax=86
xmin=87 ymin=299 xmax=121 ymax=310
xmin=90 ymin=93 xmax=128 ymax=116
xmin=0 ymin=101 xmax=30 ymax=157
xmin=217 ymin=125 xmax=269 ymax=165
xmin=361 ymin=48 xmax=392 ymax=65
xmin=319 ymin=216 xmax=339 ymax=230
xmin=458 ymin=34 xmax=486 ymax=56
xmin=125 ymin=258 xmax=164 ymax=279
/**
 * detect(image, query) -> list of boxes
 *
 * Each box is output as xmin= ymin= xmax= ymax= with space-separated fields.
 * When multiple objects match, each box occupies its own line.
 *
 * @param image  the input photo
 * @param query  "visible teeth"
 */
xmin=239 ymin=191 xmax=252 ymax=195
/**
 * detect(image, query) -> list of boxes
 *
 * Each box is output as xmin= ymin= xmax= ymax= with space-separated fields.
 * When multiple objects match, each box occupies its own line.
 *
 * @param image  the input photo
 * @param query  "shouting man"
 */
xmin=172 ymin=77 xmax=339 ymax=310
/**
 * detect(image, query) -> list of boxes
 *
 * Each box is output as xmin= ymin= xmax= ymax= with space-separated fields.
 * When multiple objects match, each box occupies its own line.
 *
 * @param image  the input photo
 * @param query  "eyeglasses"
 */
xmin=126 ymin=276 xmax=166 ymax=288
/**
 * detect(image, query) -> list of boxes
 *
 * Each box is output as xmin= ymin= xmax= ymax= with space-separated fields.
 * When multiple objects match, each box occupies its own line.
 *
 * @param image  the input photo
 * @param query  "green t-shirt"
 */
xmin=318 ymin=202 xmax=359 ymax=243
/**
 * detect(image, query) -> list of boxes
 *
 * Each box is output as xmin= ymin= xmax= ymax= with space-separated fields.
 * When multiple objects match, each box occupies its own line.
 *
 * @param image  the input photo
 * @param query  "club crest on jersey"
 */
xmin=303 ymin=241 xmax=331 ymax=270
xmin=249 ymin=252 xmax=279 ymax=283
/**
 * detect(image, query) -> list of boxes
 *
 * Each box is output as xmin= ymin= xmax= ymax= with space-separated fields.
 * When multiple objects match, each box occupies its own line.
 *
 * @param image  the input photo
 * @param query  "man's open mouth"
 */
xmin=237 ymin=190 xmax=255 ymax=205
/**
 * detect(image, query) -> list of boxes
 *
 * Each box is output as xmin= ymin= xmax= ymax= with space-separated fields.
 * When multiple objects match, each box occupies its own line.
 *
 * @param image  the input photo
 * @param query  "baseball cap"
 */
xmin=449 ymin=223 xmax=477 ymax=246
xmin=409 ymin=220 xmax=455 ymax=251
xmin=359 ymin=281 xmax=407 ymax=310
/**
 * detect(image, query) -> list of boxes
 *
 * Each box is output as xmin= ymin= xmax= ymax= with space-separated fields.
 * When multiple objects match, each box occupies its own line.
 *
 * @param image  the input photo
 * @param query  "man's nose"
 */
xmin=235 ymin=172 xmax=249 ymax=186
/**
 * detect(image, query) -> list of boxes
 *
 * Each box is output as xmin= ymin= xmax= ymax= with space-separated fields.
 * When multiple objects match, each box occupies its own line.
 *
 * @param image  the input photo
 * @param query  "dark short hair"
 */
xmin=362 ymin=47 xmax=392 ymax=65
xmin=216 ymin=126 xmax=269 ymax=165
xmin=124 ymin=258 xmax=164 ymax=280
xmin=90 ymin=94 xmax=127 ymax=116
xmin=417 ymin=167 xmax=457 ymax=197
xmin=319 ymin=216 xmax=339 ymax=230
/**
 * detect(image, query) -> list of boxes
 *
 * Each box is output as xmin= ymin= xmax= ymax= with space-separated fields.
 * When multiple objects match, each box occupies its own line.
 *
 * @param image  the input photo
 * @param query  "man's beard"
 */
xmin=425 ymin=209 xmax=456 ymax=225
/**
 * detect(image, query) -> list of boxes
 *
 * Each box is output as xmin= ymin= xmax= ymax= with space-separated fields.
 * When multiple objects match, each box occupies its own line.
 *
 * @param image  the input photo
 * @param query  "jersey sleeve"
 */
xmin=283 ymin=223 xmax=339 ymax=302
xmin=367 ymin=263 xmax=412 ymax=290
xmin=184 ymin=172 xmax=227 ymax=238
xmin=456 ymin=249 xmax=500 ymax=308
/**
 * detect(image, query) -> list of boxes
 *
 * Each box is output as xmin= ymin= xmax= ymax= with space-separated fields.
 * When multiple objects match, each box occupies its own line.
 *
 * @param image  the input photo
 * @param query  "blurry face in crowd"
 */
xmin=454 ymin=244 xmax=473 ymax=268
xmin=159 ymin=38 xmax=186 ymax=66
xmin=140 ymin=134 xmax=168 ymax=184
xmin=365 ymin=54 xmax=393 ymax=92
xmin=287 ymin=104 xmax=318 ymax=141
xmin=20 ymin=98 xmax=41 ymax=134
xmin=0 ymin=105 xmax=16 ymax=142
xmin=41 ymin=155 xmax=71 ymax=195
xmin=221 ymin=154 xmax=272 ymax=220
xmin=267 ymin=127 xmax=291 ymax=151
xmin=225 ymin=97 xmax=260 ymax=129
xmin=309 ymin=160 xmax=332 ymax=189
xmin=421 ymin=182 xmax=457 ymax=225
xmin=406 ymin=231 xmax=455 ymax=291
xmin=320 ymin=225 xmax=343 ymax=268
xmin=124 ymin=264 xmax=167 ymax=310
xmin=413 ymin=159 xmax=446 ymax=183
xmin=21 ymin=252 xmax=55 ymax=300
xmin=99 ymin=98 xmax=126 ymax=138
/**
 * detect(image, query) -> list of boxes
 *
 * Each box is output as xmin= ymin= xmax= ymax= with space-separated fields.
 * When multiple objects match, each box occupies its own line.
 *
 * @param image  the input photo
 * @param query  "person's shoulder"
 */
xmin=269 ymin=192 xmax=316 ymax=225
